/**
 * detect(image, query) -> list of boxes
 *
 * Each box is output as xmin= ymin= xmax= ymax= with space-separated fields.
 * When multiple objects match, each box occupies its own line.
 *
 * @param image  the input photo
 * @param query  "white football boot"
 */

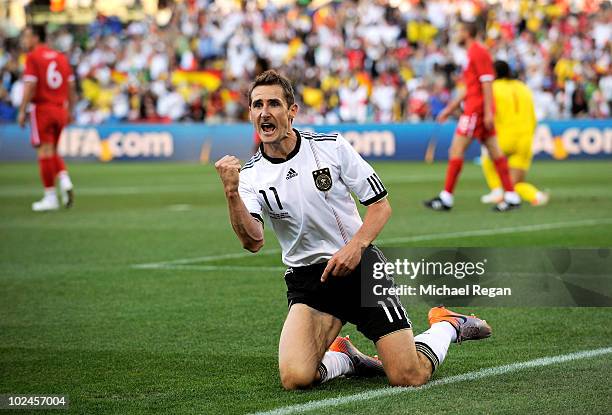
xmin=32 ymin=192 xmax=59 ymax=212
xmin=58 ymin=172 xmax=74 ymax=208
xmin=480 ymin=188 xmax=503 ymax=204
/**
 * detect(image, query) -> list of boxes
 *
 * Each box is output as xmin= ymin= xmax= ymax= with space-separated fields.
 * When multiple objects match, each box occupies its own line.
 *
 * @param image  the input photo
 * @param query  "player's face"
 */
xmin=249 ymin=85 xmax=298 ymax=144
xmin=22 ymin=28 xmax=36 ymax=51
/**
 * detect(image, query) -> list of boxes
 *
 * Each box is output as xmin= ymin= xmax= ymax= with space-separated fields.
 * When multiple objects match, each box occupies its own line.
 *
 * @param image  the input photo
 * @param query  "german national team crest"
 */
xmin=312 ymin=168 xmax=333 ymax=191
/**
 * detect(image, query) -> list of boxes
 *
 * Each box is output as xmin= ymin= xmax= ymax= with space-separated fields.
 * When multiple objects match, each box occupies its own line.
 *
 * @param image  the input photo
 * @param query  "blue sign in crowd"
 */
xmin=0 ymin=120 xmax=610 ymax=163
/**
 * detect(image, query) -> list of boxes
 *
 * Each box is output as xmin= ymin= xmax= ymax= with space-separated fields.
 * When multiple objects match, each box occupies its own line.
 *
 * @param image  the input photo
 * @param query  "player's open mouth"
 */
xmin=261 ymin=122 xmax=276 ymax=135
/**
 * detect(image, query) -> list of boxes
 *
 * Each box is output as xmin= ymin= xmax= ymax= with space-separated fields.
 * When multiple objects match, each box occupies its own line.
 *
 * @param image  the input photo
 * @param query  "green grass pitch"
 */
xmin=1 ymin=160 xmax=611 ymax=414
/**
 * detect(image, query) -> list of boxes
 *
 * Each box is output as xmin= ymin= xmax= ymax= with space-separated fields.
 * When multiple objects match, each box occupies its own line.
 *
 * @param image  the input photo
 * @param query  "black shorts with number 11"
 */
xmin=284 ymin=245 xmax=412 ymax=342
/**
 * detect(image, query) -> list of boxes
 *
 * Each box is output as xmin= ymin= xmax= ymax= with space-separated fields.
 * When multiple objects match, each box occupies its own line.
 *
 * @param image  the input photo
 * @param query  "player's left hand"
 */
xmin=321 ymin=241 xmax=364 ymax=282
xmin=17 ymin=110 xmax=26 ymax=128
xmin=484 ymin=111 xmax=494 ymax=131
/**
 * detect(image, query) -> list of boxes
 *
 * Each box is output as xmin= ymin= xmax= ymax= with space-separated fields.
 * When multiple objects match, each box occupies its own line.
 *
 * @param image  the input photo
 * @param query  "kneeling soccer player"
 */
xmin=215 ymin=70 xmax=491 ymax=389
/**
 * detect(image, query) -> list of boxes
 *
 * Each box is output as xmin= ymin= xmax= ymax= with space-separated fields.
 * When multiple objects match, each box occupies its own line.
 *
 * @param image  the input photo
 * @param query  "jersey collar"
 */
xmin=259 ymin=128 xmax=301 ymax=164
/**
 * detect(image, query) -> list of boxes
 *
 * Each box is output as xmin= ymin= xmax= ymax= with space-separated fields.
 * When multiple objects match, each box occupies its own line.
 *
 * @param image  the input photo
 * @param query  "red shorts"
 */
xmin=455 ymin=112 xmax=495 ymax=142
xmin=30 ymin=104 xmax=69 ymax=147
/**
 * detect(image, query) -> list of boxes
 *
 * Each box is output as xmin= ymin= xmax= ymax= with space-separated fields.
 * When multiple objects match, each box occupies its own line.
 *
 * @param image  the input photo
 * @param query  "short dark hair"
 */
xmin=462 ymin=21 xmax=480 ymax=38
xmin=494 ymin=60 xmax=511 ymax=79
xmin=248 ymin=69 xmax=295 ymax=107
xmin=29 ymin=25 xmax=46 ymax=43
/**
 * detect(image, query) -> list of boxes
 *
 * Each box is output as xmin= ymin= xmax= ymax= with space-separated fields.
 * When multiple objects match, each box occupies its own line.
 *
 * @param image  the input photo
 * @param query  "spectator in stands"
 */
xmin=0 ymin=0 xmax=610 ymax=124
xmin=571 ymin=85 xmax=589 ymax=118
xmin=0 ymin=86 xmax=16 ymax=122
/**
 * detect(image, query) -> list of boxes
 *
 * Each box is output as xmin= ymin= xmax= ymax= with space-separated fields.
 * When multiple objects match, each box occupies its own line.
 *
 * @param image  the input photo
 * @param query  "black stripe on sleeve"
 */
xmin=368 ymin=175 xmax=383 ymax=193
xmin=367 ymin=177 xmax=377 ymax=194
xmin=372 ymin=173 xmax=386 ymax=191
xmin=250 ymin=213 xmax=264 ymax=227
xmin=360 ymin=190 xmax=388 ymax=206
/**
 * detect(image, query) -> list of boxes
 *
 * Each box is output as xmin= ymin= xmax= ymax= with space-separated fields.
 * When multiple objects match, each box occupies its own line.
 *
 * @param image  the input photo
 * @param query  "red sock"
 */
xmin=38 ymin=157 xmax=55 ymax=188
xmin=53 ymin=154 xmax=67 ymax=176
xmin=493 ymin=157 xmax=514 ymax=192
xmin=444 ymin=157 xmax=464 ymax=193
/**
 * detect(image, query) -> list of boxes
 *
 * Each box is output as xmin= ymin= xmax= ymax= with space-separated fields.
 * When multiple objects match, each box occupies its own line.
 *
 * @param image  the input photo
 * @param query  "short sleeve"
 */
xmin=472 ymin=47 xmax=494 ymax=83
xmin=336 ymin=133 xmax=388 ymax=205
xmin=23 ymin=54 xmax=38 ymax=82
xmin=238 ymin=175 xmax=264 ymax=224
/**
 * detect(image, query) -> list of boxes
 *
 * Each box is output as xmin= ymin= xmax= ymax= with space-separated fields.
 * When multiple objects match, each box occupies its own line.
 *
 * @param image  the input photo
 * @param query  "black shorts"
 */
xmin=285 ymin=245 xmax=412 ymax=342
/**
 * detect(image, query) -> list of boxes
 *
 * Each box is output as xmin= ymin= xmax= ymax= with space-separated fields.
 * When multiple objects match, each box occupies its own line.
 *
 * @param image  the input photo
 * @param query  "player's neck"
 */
xmin=262 ymin=128 xmax=298 ymax=160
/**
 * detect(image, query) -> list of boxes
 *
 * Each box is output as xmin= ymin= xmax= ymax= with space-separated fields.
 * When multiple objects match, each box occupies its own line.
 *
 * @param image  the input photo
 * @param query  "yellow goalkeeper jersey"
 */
xmin=493 ymin=79 xmax=537 ymax=138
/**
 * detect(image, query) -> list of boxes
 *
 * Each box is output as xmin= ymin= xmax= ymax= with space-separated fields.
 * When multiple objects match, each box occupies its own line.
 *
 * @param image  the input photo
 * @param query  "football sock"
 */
xmin=414 ymin=322 xmax=456 ymax=373
xmin=443 ymin=157 xmax=464 ymax=194
xmin=439 ymin=190 xmax=454 ymax=206
xmin=53 ymin=155 xmax=73 ymax=190
xmin=318 ymin=351 xmax=354 ymax=383
xmin=515 ymin=182 xmax=538 ymax=204
xmin=481 ymin=156 xmax=501 ymax=190
xmin=38 ymin=157 xmax=56 ymax=188
xmin=492 ymin=156 xmax=514 ymax=192
xmin=53 ymin=154 xmax=66 ymax=174
xmin=58 ymin=171 xmax=73 ymax=191
xmin=44 ymin=187 xmax=56 ymax=199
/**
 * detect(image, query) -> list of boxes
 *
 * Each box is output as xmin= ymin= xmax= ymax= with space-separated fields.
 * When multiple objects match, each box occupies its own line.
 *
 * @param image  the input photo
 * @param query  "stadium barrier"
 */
xmin=0 ymin=120 xmax=610 ymax=162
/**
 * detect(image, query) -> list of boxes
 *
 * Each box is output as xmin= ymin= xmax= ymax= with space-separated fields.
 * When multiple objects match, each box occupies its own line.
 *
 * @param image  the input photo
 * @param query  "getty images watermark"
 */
xmin=371 ymin=257 xmax=511 ymax=298
xmin=361 ymin=247 xmax=611 ymax=307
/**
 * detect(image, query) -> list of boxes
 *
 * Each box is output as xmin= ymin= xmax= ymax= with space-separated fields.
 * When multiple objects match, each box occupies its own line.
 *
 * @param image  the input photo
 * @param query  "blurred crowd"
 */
xmin=0 ymin=0 xmax=611 ymax=125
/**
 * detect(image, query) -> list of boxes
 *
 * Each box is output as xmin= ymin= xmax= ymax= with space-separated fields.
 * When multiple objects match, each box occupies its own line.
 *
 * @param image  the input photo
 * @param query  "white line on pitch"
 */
xmin=249 ymin=346 xmax=612 ymax=415
xmin=131 ymin=218 xmax=612 ymax=270
xmin=132 ymin=249 xmax=282 ymax=268
xmin=378 ymin=217 xmax=612 ymax=245
xmin=0 ymin=184 xmax=211 ymax=197
xmin=132 ymin=264 xmax=286 ymax=272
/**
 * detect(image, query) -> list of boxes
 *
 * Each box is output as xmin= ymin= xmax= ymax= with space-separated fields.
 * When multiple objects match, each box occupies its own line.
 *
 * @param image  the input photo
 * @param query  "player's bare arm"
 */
xmin=215 ymin=155 xmax=264 ymax=252
xmin=437 ymin=89 xmax=465 ymax=123
xmin=482 ymin=80 xmax=495 ymax=130
xmin=321 ymin=198 xmax=391 ymax=282
xmin=17 ymin=80 xmax=36 ymax=128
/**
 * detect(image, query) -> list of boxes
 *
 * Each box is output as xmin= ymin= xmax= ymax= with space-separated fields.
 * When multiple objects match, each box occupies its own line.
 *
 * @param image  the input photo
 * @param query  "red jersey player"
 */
xmin=424 ymin=22 xmax=520 ymax=212
xmin=18 ymin=25 xmax=76 ymax=212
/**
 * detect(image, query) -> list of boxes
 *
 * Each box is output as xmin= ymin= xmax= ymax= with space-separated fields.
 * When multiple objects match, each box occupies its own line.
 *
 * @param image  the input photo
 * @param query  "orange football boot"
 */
xmin=329 ymin=335 xmax=385 ymax=377
xmin=428 ymin=306 xmax=492 ymax=343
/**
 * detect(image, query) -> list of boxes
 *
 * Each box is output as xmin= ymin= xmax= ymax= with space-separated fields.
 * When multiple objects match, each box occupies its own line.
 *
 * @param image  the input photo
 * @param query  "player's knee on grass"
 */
xmin=386 ymin=365 xmax=430 ymax=387
xmin=279 ymin=363 xmax=319 ymax=390
xmin=383 ymin=353 xmax=432 ymax=387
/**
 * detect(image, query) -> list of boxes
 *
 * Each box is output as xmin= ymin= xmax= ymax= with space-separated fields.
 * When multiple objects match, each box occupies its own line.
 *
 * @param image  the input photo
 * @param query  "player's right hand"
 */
xmin=17 ymin=110 xmax=26 ymax=128
xmin=436 ymin=109 xmax=449 ymax=123
xmin=215 ymin=155 xmax=241 ymax=193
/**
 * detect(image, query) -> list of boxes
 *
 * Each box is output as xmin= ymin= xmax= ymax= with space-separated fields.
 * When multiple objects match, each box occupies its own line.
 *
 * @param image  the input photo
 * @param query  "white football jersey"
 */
xmin=239 ymin=129 xmax=388 ymax=267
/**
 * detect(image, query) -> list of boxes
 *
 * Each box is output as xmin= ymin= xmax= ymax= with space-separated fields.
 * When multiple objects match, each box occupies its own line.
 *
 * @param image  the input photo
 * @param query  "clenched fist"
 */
xmin=215 ymin=155 xmax=241 ymax=194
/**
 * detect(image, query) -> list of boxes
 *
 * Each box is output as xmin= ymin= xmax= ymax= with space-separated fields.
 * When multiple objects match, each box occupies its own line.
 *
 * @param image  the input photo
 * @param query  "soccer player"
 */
xmin=480 ymin=60 xmax=549 ymax=206
xmin=215 ymin=70 xmax=491 ymax=390
xmin=424 ymin=22 xmax=520 ymax=212
xmin=18 ymin=25 xmax=76 ymax=212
